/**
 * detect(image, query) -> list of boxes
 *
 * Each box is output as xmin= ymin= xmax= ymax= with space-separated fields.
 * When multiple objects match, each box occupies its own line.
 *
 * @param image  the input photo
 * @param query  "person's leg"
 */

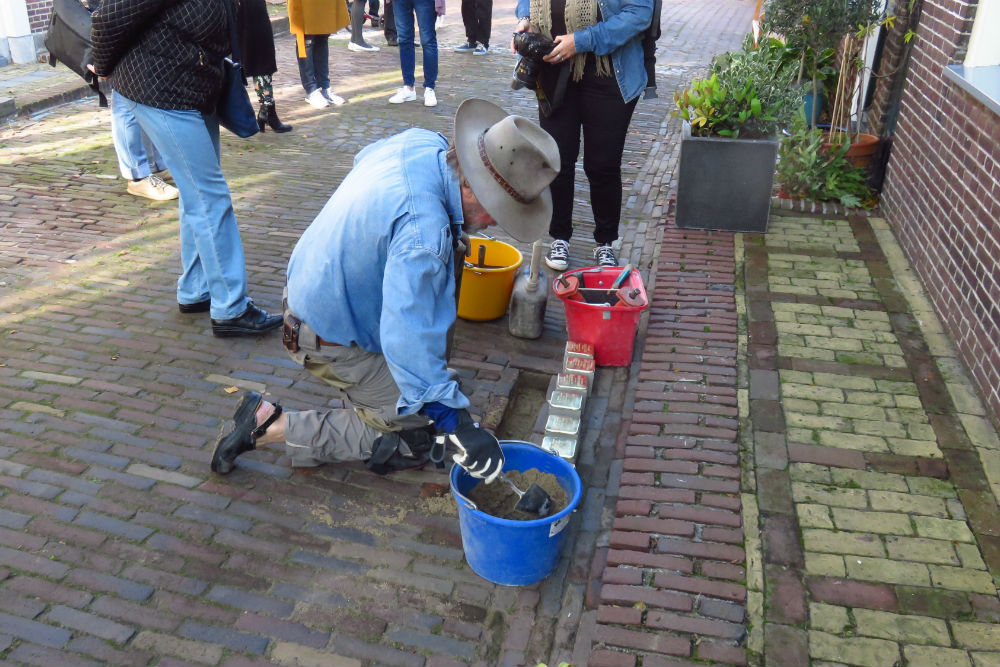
xmin=270 ymin=322 xmax=431 ymax=465
xmin=111 ymin=90 xmax=151 ymax=181
xmin=393 ymin=0 xmax=416 ymax=87
xmin=297 ymin=35 xmax=319 ymax=93
xmin=580 ymin=75 xmax=638 ymax=245
xmin=460 ymin=0 xmax=476 ymax=46
xmin=412 ymin=0 xmax=438 ymax=89
xmin=350 ymin=0 xmax=366 ymax=44
xmin=314 ymin=35 xmax=331 ymax=91
xmin=475 ymin=0 xmax=492 ymax=47
xmin=383 ymin=0 xmax=397 ymax=42
xmin=122 ymin=96 xmax=250 ymax=319
xmin=539 ymin=81 xmax=583 ymax=241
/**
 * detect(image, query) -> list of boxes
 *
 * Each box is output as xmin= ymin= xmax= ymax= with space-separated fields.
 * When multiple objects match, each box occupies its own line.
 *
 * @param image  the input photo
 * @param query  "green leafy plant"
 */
xmin=674 ymin=37 xmax=799 ymax=138
xmin=776 ymin=114 xmax=873 ymax=208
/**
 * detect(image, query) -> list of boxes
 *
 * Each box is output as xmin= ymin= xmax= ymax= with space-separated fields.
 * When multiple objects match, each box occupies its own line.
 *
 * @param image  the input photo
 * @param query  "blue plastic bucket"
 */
xmin=450 ymin=441 xmax=583 ymax=586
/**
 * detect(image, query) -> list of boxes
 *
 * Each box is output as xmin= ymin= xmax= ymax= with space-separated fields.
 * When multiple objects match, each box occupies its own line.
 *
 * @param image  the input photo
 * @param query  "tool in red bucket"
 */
xmin=614 ymin=286 xmax=646 ymax=307
xmin=553 ymin=274 xmax=584 ymax=301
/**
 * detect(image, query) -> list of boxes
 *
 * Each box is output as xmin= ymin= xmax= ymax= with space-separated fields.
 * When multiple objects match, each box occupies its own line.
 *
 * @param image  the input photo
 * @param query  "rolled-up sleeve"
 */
xmin=379 ymin=244 xmax=469 ymax=416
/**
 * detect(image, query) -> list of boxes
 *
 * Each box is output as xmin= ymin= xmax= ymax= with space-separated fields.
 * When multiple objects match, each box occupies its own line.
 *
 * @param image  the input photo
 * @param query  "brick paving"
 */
xmin=2 ymin=0 xmax=1000 ymax=666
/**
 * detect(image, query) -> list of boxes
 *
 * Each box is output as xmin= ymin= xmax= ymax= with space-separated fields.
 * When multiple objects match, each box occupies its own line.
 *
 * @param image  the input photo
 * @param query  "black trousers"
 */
xmin=460 ymin=0 xmax=492 ymax=47
xmin=539 ymin=60 xmax=638 ymax=245
xmin=384 ymin=0 xmax=396 ymax=39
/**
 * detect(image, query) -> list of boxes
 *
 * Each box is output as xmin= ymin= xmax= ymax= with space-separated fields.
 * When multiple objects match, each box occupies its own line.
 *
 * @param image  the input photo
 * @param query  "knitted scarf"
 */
xmin=529 ymin=0 xmax=612 ymax=81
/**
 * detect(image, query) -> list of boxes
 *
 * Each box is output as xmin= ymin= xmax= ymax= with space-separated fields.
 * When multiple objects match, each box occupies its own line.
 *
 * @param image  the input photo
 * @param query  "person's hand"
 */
xmin=543 ymin=33 xmax=576 ymax=64
xmin=510 ymin=17 xmax=530 ymax=53
xmin=442 ymin=410 xmax=505 ymax=483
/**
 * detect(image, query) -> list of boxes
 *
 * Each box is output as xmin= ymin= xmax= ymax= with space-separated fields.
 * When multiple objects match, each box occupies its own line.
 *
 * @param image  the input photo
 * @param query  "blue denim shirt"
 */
xmin=516 ymin=0 xmax=653 ymax=103
xmin=286 ymin=129 xmax=470 ymax=417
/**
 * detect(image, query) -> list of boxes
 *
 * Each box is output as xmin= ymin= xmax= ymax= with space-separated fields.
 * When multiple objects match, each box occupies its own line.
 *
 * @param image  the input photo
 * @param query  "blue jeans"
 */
xmin=119 ymin=96 xmax=250 ymax=320
xmin=111 ymin=90 xmax=166 ymax=180
xmin=297 ymin=34 xmax=330 ymax=94
xmin=392 ymin=0 xmax=437 ymax=89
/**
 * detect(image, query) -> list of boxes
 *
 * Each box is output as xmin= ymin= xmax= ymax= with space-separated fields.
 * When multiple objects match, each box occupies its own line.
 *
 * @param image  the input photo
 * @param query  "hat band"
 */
xmin=477 ymin=133 xmax=531 ymax=205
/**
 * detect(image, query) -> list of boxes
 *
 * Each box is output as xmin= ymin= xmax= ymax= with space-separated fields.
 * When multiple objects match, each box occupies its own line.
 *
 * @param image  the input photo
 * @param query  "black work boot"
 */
xmin=211 ymin=391 xmax=283 ymax=474
xmin=211 ymin=302 xmax=282 ymax=338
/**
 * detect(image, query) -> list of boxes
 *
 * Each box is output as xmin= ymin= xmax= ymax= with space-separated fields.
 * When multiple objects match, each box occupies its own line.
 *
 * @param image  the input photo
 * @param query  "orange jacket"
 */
xmin=288 ymin=0 xmax=350 ymax=57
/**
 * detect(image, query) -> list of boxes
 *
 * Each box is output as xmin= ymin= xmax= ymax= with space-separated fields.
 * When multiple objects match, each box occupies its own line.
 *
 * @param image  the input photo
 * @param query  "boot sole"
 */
xmin=211 ymin=391 xmax=261 ymax=474
xmin=211 ymin=321 xmax=282 ymax=338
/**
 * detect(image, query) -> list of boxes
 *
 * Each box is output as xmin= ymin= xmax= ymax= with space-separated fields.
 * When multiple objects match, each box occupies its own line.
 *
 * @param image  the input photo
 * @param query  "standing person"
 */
xmin=111 ymin=90 xmax=180 ymax=200
xmin=383 ymin=0 xmax=398 ymax=45
xmin=512 ymin=0 xmax=652 ymax=270
xmin=455 ymin=0 xmax=492 ymax=55
xmin=238 ymin=0 xmax=293 ymax=132
xmin=91 ymin=0 xmax=283 ymax=337
xmin=387 ymin=0 xmax=439 ymax=106
xmin=210 ymin=99 xmax=560 ymax=480
xmin=348 ymin=0 xmax=380 ymax=51
xmin=288 ymin=0 xmax=350 ymax=107
xmin=83 ymin=0 xmax=178 ymax=200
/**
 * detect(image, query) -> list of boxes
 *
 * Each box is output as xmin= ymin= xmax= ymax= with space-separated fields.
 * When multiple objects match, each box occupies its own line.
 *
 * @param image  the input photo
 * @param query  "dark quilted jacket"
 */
xmin=91 ymin=0 xmax=231 ymax=114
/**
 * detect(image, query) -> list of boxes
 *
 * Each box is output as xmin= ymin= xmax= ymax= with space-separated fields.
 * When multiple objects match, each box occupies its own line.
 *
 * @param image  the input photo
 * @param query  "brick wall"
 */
xmin=27 ymin=0 xmax=54 ymax=33
xmin=879 ymin=0 xmax=1000 ymax=429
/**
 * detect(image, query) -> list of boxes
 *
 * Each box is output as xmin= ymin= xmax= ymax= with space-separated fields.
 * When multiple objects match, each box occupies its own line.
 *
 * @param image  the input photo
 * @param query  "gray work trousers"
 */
xmin=282 ymin=311 xmax=431 ymax=467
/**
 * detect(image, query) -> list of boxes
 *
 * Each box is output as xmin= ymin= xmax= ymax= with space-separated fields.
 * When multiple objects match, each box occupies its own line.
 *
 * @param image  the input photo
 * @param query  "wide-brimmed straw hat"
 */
xmin=454 ymin=99 xmax=560 ymax=242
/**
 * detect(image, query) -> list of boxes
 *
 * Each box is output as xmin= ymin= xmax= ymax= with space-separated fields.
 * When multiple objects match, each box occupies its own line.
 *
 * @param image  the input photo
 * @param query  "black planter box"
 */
xmin=675 ymin=122 xmax=779 ymax=233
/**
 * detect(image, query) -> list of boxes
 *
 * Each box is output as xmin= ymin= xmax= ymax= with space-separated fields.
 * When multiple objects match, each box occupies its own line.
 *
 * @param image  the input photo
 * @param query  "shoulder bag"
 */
xmin=216 ymin=0 xmax=260 ymax=138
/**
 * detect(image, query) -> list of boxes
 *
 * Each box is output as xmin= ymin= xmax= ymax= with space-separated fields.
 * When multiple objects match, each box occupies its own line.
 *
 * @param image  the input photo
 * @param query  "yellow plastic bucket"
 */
xmin=457 ymin=238 xmax=523 ymax=321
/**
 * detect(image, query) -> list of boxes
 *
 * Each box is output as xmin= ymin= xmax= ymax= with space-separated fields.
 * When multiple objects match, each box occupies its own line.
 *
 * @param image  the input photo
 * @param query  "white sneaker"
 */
xmin=389 ymin=86 xmax=417 ymax=103
xmin=322 ymin=88 xmax=346 ymax=105
xmin=594 ymin=243 xmax=618 ymax=267
xmin=127 ymin=174 xmax=179 ymax=201
xmin=348 ymin=41 xmax=380 ymax=52
xmin=305 ymin=89 xmax=329 ymax=108
xmin=473 ymin=45 xmax=488 ymax=55
xmin=545 ymin=239 xmax=570 ymax=271
xmin=424 ymin=88 xmax=437 ymax=107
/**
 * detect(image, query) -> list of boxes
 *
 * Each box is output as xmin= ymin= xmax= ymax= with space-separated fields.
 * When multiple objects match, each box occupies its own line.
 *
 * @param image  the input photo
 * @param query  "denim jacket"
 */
xmin=516 ymin=0 xmax=653 ymax=103
xmin=286 ymin=129 xmax=469 ymax=417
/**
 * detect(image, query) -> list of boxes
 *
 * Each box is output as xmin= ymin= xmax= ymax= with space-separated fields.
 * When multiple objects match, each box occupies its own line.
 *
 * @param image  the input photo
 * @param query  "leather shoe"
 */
xmin=211 ymin=391 xmax=283 ymax=474
xmin=211 ymin=302 xmax=282 ymax=338
xmin=178 ymin=298 xmax=210 ymax=314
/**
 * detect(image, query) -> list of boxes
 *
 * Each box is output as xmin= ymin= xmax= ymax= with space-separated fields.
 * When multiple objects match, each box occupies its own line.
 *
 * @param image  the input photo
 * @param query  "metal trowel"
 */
xmin=499 ymin=472 xmax=552 ymax=516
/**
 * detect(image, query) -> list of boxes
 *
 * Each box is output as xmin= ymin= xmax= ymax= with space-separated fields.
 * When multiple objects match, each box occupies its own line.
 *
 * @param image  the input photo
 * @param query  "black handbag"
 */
xmin=44 ymin=0 xmax=106 ymax=106
xmin=216 ymin=0 xmax=259 ymax=138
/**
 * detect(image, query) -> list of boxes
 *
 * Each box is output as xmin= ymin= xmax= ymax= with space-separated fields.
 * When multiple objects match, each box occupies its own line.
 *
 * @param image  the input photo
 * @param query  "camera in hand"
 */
xmin=511 ymin=32 xmax=555 ymax=90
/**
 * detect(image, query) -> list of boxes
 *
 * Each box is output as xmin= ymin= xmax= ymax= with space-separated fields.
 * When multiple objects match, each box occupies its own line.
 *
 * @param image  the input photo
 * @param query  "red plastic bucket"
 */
xmin=554 ymin=266 xmax=647 ymax=366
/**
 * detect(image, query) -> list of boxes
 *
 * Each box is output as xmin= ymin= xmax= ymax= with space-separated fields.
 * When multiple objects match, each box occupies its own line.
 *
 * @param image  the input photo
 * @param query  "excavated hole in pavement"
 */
xmin=465 ymin=370 xmax=569 ymax=520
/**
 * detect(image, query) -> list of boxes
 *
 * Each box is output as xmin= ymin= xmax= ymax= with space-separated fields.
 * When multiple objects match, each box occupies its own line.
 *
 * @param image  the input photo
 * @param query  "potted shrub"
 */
xmin=763 ymin=0 xmax=887 ymax=164
xmin=776 ymin=113 xmax=874 ymax=208
xmin=673 ymin=36 xmax=799 ymax=233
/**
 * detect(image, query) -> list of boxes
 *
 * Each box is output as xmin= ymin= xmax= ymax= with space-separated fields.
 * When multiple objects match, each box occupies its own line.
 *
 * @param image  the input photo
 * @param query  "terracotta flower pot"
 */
xmin=822 ymin=131 xmax=879 ymax=169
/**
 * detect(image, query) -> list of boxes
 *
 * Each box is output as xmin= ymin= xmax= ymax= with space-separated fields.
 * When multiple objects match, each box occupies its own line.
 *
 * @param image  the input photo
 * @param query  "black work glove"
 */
xmin=438 ymin=409 xmax=504 ymax=483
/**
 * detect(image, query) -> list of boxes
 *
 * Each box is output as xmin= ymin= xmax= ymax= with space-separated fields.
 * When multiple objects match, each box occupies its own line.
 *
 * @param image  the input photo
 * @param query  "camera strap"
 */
xmin=536 ymin=61 xmax=571 ymax=118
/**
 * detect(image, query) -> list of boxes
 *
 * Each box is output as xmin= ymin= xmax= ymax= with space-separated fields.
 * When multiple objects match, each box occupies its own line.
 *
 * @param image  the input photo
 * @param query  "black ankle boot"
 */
xmin=256 ymin=104 xmax=268 ymax=132
xmin=265 ymin=104 xmax=292 ymax=133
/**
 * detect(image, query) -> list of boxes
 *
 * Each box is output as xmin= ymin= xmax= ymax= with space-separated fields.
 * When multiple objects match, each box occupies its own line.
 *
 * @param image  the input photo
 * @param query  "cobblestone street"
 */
xmin=1 ymin=0 xmax=999 ymax=665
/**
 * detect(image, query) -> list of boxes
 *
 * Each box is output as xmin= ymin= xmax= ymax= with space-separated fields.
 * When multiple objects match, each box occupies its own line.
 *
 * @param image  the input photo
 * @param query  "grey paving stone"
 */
xmin=0 ymin=508 xmax=31 ymax=529
xmin=205 ymin=586 xmax=295 ymax=617
xmin=46 ymin=604 xmax=135 ymax=643
xmin=0 ymin=611 xmax=72 ymax=648
xmin=73 ymin=511 xmax=154 ymax=541
xmin=179 ymin=619 xmax=269 ymax=654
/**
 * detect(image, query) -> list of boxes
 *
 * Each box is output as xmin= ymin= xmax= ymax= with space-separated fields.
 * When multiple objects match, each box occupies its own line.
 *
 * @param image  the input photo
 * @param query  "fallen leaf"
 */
xmin=224 ymin=386 xmax=239 ymax=394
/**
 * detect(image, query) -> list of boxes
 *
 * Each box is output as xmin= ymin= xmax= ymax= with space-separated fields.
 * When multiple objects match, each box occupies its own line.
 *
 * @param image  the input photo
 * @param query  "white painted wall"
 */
xmin=1 ymin=0 xmax=36 ymax=64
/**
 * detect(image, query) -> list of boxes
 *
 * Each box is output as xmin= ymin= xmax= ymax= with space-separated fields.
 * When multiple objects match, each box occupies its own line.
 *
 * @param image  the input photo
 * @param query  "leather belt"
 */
xmin=282 ymin=312 xmax=341 ymax=353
